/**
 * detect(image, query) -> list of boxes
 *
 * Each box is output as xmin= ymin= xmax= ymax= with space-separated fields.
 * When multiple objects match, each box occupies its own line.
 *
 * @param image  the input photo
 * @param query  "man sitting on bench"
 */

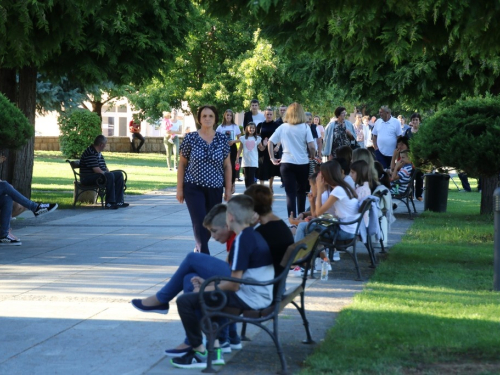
xmin=79 ymin=135 xmax=129 ymax=210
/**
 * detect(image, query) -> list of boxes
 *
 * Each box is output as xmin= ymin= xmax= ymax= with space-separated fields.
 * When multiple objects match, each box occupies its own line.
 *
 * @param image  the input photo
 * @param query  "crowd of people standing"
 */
xmin=173 ymin=100 xmax=422 ymax=256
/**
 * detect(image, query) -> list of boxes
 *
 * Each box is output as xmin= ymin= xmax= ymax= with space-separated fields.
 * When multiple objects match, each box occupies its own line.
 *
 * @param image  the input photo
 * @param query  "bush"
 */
xmin=411 ymin=96 xmax=500 ymax=214
xmin=0 ymin=92 xmax=34 ymax=149
xmin=411 ymin=96 xmax=500 ymax=178
xmin=59 ymin=110 xmax=102 ymax=158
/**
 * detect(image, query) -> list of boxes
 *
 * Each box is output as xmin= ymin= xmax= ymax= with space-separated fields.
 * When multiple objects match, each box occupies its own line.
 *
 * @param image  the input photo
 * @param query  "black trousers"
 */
xmin=280 ymin=162 xmax=309 ymax=217
xmin=183 ymin=182 xmax=223 ymax=254
xmin=131 ymin=133 xmax=145 ymax=152
xmin=243 ymin=167 xmax=257 ymax=188
xmin=176 ymin=291 xmax=251 ymax=349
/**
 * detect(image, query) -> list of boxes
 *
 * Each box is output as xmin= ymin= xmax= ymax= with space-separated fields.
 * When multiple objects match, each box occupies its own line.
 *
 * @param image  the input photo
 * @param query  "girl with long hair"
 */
xmin=216 ymin=109 xmax=241 ymax=194
xmin=236 ymin=122 xmax=262 ymax=188
xmin=315 ymin=160 xmax=360 ymax=241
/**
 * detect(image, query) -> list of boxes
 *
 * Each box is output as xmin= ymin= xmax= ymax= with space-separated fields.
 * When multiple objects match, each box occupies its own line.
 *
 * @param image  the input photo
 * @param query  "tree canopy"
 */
xmin=203 ymin=0 xmax=500 ymax=110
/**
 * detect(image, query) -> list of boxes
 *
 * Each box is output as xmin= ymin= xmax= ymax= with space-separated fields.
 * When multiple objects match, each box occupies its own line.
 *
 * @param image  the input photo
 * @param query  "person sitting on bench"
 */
xmin=79 ymin=135 xmax=129 ymax=210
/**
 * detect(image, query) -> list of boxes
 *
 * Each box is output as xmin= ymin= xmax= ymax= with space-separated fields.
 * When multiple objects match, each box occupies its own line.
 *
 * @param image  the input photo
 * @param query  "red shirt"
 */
xmin=226 ymin=232 xmax=236 ymax=252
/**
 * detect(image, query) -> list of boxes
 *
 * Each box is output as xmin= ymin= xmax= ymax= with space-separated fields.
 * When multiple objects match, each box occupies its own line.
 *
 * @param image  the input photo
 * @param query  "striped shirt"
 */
xmin=80 ymin=145 xmax=107 ymax=176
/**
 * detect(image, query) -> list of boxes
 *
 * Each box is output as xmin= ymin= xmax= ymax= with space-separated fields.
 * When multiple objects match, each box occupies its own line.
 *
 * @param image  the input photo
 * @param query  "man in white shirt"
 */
xmin=372 ymin=106 xmax=402 ymax=169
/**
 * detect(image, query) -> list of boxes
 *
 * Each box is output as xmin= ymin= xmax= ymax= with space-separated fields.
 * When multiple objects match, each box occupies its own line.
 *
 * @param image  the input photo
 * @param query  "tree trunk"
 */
xmin=0 ymin=68 xmax=17 ymax=182
xmin=480 ymin=174 xmax=499 ymax=215
xmin=92 ymin=101 xmax=103 ymax=120
xmin=11 ymin=65 xmax=37 ymax=199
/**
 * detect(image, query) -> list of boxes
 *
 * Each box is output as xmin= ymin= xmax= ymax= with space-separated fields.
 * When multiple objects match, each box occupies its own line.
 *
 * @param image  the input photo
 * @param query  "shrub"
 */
xmin=0 ymin=92 xmax=34 ymax=150
xmin=411 ymin=96 xmax=500 ymax=214
xmin=59 ymin=110 xmax=102 ymax=158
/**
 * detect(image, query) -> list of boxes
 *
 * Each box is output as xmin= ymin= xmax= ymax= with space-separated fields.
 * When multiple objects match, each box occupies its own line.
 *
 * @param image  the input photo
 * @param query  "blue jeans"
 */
xmin=0 ymin=181 xmax=38 ymax=212
xmin=156 ymin=252 xmax=235 ymax=345
xmin=295 ymin=221 xmax=355 ymax=243
xmin=156 ymin=253 xmax=231 ymax=303
xmin=0 ymin=195 xmax=13 ymax=237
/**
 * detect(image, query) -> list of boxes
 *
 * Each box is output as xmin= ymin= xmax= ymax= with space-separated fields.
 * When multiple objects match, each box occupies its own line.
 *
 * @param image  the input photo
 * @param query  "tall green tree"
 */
xmin=0 ymin=0 xmax=193 ymax=196
xmin=203 ymin=0 xmax=500 ymax=109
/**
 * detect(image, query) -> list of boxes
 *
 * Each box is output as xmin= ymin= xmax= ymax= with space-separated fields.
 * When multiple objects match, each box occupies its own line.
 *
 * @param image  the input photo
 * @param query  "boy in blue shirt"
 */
xmin=171 ymin=195 xmax=273 ymax=369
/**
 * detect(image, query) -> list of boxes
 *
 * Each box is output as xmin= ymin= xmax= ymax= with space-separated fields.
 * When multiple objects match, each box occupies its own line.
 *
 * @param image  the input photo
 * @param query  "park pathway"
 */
xmin=0 ymin=180 xmax=422 ymax=374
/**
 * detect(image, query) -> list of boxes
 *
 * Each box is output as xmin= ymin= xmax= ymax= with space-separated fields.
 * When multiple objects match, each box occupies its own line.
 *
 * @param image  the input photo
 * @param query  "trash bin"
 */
xmin=423 ymin=173 xmax=450 ymax=212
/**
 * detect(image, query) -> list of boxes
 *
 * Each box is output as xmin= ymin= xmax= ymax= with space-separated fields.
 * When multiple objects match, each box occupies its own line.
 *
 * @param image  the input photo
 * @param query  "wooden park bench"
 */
xmin=199 ymin=231 xmax=322 ymax=375
xmin=66 ymin=160 xmax=127 ymax=208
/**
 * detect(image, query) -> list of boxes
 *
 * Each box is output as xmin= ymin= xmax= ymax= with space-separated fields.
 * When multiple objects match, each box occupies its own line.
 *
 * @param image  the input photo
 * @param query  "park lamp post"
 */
xmin=494 ymin=187 xmax=500 ymax=291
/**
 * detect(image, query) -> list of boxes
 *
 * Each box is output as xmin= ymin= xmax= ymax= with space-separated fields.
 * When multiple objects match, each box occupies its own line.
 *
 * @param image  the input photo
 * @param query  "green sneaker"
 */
xmin=171 ymin=349 xmax=225 ymax=369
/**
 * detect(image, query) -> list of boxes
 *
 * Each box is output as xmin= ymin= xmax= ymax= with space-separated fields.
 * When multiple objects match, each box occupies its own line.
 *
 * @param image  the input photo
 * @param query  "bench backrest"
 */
xmin=66 ymin=159 xmax=82 ymax=182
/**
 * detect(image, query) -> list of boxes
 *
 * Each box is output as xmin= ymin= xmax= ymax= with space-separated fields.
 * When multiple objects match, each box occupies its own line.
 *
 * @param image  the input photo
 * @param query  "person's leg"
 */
xmin=0 ymin=195 xmax=13 ymax=237
xmin=384 ymin=155 xmax=393 ymax=169
xmin=374 ymin=149 xmax=388 ymax=169
xmin=184 ymin=183 xmax=216 ymax=254
xmin=165 ymin=137 xmax=173 ymax=169
xmin=111 ymin=171 xmax=125 ymax=203
xmin=173 ymin=136 xmax=180 ymax=169
xmin=280 ymin=163 xmax=297 ymax=217
xmin=458 ymin=172 xmax=472 ymax=192
xmin=156 ymin=252 xmax=231 ymax=303
xmin=244 ymin=167 xmax=255 ymax=188
xmin=136 ymin=133 xmax=145 ymax=152
xmin=104 ymin=172 xmax=116 ymax=203
xmin=415 ymin=169 xmax=424 ymax=198
xmin=294 ymin=221 xmax=309 ymax=242
xmin=200 ymin=186 xmax=224 ymax=254
xmin=131 ymin=134 xmax=137 ymax=153
xmin=176 ymin=292 xmax=205 ymax=350
xmin=230 ymin=145 xmax=237 ymax=187
xmin=0 ymin=181 xmax=38 ymax=212
xmin=295 ymin=163 xmax=309 ymax=214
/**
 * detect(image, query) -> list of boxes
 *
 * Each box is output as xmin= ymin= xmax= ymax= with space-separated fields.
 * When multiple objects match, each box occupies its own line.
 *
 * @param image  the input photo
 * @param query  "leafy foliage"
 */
xmin=411 ymin=96 xmax=500 ymax=178
xmin=0 ymin=92 xmax=34 ymax=150
xmin=58 ymin=110 xmax=102 ymax=159
xmin=203 ymin=0 xmax=500 ymax=109
xmin=128 ymin=6 xmax=348 ymax=121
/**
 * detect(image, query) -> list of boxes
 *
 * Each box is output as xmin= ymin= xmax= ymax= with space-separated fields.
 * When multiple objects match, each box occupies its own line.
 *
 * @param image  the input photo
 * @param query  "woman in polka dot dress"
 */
xmin=177 ymin=105 xmax=232 ymax=254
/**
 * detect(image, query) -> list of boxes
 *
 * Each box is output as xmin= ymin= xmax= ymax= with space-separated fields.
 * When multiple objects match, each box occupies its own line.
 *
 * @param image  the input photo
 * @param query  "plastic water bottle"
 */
xmin=321 ymin=257 xmax=329 ymax=281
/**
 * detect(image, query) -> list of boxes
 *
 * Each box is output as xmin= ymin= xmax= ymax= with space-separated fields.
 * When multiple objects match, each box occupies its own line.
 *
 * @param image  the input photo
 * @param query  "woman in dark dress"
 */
xmin=256 ymin=108 xmax=281 ymax=192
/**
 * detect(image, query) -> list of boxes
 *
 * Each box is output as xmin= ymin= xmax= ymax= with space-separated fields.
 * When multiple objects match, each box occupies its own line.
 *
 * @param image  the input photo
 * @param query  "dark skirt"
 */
xmin=256 ymin=148 xmax=280 ymax=180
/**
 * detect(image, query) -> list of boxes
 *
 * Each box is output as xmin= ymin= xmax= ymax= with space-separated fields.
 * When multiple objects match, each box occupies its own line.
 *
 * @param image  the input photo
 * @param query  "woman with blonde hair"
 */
xmin=268 ymin=102 xmax=316 ymax=217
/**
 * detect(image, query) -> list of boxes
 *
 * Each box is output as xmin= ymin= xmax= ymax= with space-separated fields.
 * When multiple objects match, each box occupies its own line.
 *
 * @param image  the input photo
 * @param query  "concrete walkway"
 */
xmin=0 ymin=181 xmax=423 ymax=375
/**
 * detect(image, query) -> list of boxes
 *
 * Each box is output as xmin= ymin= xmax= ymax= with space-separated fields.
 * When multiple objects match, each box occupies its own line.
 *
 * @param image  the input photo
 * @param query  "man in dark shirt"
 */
xmin=274 ymin=105 xmax=287 ymax=126
xmin=80 ymin=135 xmax=129 ymax=209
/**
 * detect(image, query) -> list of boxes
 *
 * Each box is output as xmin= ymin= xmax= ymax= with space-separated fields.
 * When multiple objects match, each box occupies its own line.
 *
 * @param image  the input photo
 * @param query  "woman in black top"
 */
xmin=256 ymin=108 xmax=281 ymax=192
xmin=244 ymin=184 xmax=294 ymax=276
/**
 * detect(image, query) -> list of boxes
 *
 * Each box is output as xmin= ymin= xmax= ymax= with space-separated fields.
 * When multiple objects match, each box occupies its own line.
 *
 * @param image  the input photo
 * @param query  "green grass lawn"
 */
xmin=31 ymin=151 xmax=177 ymax=208
xmin=302 ymin=188 xmax=499 ymax=375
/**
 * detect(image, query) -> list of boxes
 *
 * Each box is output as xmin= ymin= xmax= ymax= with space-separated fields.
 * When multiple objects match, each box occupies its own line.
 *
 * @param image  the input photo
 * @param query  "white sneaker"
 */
xmin=288 ymin=266 xmax=304 ymax=277
xmin=333 ymin=252 xmax=340 ymax=262
xmin=0 ymin=234 xmax=22 ymax=246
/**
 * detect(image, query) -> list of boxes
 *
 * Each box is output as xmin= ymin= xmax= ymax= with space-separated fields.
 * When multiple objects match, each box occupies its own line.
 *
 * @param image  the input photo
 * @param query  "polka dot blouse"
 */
xmin=180 ymin=132 xmax=230 ymax=188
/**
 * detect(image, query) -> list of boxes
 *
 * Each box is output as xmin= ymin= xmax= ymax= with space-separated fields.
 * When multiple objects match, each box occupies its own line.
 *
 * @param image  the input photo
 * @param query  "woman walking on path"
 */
xmin=256 ymin=108 xmax=280 ymax=192
xmin=268 ymin=102 xmax=316 ymax=217
xmin=322 ymin=106 xmax=355 ymax=159
xmin=177 ymin=105 xmax=232 ymax=254
xmin=216 ymin=109 xmax=241 ymax=194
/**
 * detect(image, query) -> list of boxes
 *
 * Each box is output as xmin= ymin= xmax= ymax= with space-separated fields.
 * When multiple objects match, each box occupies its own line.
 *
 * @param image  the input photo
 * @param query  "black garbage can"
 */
xmin=423 ymin=173 xmax=450 ymax=212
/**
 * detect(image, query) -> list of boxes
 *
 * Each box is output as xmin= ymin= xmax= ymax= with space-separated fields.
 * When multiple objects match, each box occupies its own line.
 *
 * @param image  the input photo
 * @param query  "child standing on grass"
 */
xmin=236 ymin=122 xmax=262 ymax=188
